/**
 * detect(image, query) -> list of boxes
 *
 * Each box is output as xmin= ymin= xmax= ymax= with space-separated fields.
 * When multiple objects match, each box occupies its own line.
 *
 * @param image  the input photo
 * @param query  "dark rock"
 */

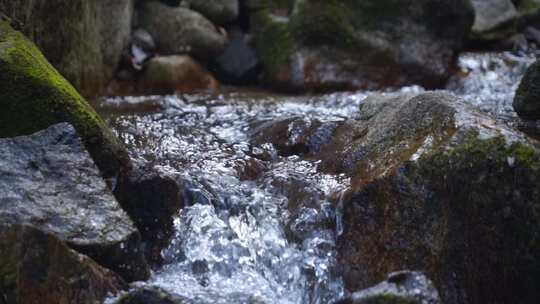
xmin=250 ymin=0 xmax=474 ymax=91
xmin=0 ymin=223 xmax=126 ymax=304
xmin=337 ymin=92 xmax=540 ymax=304
xmin=0 ymin=20 xmax=131 ymax=178
xmin=185 ymin=0 xmax=239 ymax=24
xmin=139 ymin=2 xmax=228 ymax=59
xmin=514 ymin=59 xmax=540 ymax=119
xmin=0 ymin=123 xmax=150 ymax=282
xmin=250 ymin=116 xmax=339 ymax=156
xmin=335 ymin=271 xmax=440 ymax=304
xmin=211 ymin=28 xmax=260 ymax=84
xmin=114 ymin=162 xmax=185 ymax=265
xmin=0 ymin=0 xmax=134 ymax=97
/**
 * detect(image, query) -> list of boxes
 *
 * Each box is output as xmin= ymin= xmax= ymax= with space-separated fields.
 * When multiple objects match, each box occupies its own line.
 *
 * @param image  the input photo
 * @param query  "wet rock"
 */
xmin=250 ymin=0 xmax=474 ymax=91
xmin=337 ymin=92 xmax=540 ymax=304
xmin=0 ymin=0 xmax=134 ymax=97
xmin=114 ymin=286 xmax=189 ymax=304
xmin=250 ymin=116 xmax=339 ymax=156
xmin=139 ymin=2 xmax=228 ymax=59
xmin=114 ymin=162 xmax=185 ymax=265
xmin=0 ymin=223 xmax=126 ymax=304
xmin=514 ymin=59 xmax=540 ymax=119
xmin=471 ymin=0 xmax=518 ymax=33
xmin=185 ymin=0 xmax=239 ymax=24
xmin=0 ymin=123 xmax=150 ymax=282
xmin=0 ymin=20 xmax=130 ymax=178
xmin=110 ymin=55 xmax=219 ymax=95
xmin=335 ymin=271 xmax=440 ymax=304
xmin=211 ymin=28 xmax=260 ymax=84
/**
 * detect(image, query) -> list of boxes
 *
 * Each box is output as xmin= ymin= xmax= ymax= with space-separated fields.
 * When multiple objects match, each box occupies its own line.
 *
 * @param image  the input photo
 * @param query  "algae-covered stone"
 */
xmin=250 ymin=0 xmax=474 ymax=91
xmin=336 ymin=92 xmax=540 ymax=304
xmin=514 ymin=59 xmax=540 ymax=120
xmin=0 ymin=20 xmax=130 ymax=177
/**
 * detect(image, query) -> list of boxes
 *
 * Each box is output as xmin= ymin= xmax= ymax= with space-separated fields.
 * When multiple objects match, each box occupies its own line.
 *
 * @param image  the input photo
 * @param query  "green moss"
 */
xmin=0 ymin=21 xmax=128 ymax=177
xmin=252 ymin=10 xmax=295 ymax=83
xmin=365 ymin=294 xmax=418 ymax=304
xmin=289 ymin=0 xmax=358 ymax=50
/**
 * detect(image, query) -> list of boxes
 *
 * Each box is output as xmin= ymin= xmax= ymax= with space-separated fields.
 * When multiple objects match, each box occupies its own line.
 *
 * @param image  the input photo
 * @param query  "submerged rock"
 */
xmin=139 ymin=2 xmax=228 ymax=59
xmin=250 ymin=0 xmax=474 ymax=91
xmin=335 ymin=271 xmax=440 ymax=304
xmin=514 ymin=59 xmax=540 ymax=119
xmin=0 ymin=0 xmax=134 ymax=97
xmin=114 ymin=162 xmax=185 ymax=265
xmin=0 ymin=20 xmax=130 ymax=178
xmin=337 ymin=92 xmax=540 ymax=304
xmin=0 ymin=223 xmax=126 ymax=304
xmin=0 ymin=123 xmax=150 ymax=282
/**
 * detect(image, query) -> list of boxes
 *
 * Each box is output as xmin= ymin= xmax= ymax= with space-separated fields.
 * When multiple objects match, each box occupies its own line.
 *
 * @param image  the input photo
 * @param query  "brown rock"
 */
xmin=0 ymin=223 xmax=126 ymax=304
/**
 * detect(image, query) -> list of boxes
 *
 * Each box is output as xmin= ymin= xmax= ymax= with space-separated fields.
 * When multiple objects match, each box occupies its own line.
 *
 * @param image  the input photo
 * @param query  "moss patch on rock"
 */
xmin=0 ymin=21 xmax=129 ymax=177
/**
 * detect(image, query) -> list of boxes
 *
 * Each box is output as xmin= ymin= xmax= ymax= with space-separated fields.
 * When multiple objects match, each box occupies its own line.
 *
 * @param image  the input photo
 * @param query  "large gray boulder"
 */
xmin=185 ymin=0 xmax=239 ymax=24
xmin=0 ymin=223 xmax=126 ymax=304
xmin=250 ymin=0 xmax=474 ymax=91
xmin=334 ymin=92 xmax=540 ymax=304
xmin=139 ymin=2 xmax=228 ymax=59
xmin=0 ymin=123 xmax=150 ymax=282
xmin=0 ymin=0 xmax=134 ymax=97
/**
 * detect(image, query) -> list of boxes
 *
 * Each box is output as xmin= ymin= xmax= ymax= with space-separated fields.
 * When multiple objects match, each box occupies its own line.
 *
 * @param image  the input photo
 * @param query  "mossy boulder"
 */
xmin=250 ymin=0 xmax=474 ymax=91
xmin=0 ymin=20 xmax=130 ymax=177
xmin=184 ymin=0 xmax=239 ymax=24
xmin=0 ymin=0 xmax=134 ymax=97
xmin=336 ymin=92 xmax=540 ymax=304
xmin=514 ymin=59 xmax=540 ymax=120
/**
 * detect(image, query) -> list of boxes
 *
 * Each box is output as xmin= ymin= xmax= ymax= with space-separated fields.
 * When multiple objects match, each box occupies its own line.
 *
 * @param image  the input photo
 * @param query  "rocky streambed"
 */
xmin=89 ymin=49 xmax=540 ymax=304
xmin=1 ymin=7 xmax=540 ymax=304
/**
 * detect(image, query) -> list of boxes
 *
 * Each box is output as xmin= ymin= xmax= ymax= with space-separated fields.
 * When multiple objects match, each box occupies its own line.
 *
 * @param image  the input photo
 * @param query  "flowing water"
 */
xmin=99 ymin=50 xmax=535 ymax=304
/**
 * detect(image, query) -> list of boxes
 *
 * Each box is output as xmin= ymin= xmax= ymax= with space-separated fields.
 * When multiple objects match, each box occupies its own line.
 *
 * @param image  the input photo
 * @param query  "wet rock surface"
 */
xmin=335 ymin=271 xmax=440 ymax=304
xmin=337 ymin=92 xmax=540 ymax=304
xmin=471 ymin=0 xmax=518 ymax=33
xmin=114 ymin=161 xmax=185 ymax=265
xmin=114 ymin=286 xmax=190 ymax=304
xmin=0 ymin=223 xmax=126 ymax=304
xmin=139 ymin=2 xmax=227 ymax=59
xmin=0 ymin=123 xmax=149 ymax=282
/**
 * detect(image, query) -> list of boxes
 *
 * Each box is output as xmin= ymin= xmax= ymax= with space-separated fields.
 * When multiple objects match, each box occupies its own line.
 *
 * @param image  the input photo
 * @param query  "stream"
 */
xmin=98 ymin=50 xmax=535 ymax=304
